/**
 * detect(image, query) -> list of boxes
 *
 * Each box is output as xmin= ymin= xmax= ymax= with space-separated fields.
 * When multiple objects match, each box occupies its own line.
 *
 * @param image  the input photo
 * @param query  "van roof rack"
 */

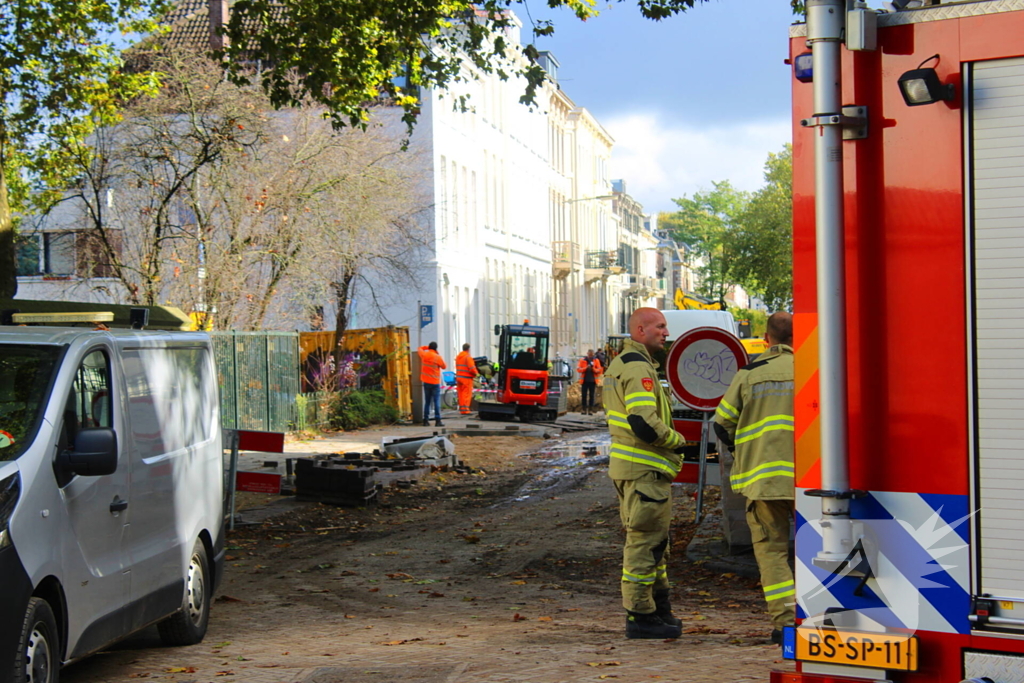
xmin=0 ymin=299 xmax=191 ymax=331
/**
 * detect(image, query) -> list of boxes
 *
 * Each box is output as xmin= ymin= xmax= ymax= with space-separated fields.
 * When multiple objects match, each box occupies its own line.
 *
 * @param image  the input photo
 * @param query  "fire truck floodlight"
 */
xmin=898 ymin=55 xmax=955 ymax=106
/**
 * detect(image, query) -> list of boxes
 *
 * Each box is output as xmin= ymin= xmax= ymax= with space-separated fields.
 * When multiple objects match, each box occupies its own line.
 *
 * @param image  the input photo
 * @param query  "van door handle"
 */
xmin=110 ymin=498 xmax=128 ymax=513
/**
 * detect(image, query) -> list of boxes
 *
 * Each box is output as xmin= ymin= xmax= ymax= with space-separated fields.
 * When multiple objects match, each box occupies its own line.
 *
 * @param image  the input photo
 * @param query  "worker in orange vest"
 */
xmin=577 ymin=349 xmax=604 ymax=415
xmin=418 ymin=342 xmax=447 ymax=427
xmin=455 ymin=343 xmax=479 ymax=415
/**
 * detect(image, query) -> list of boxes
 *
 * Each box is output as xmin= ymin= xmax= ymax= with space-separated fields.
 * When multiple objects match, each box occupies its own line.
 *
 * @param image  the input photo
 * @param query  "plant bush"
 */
xmin=329 ymin=389 xmax=399 ymax=431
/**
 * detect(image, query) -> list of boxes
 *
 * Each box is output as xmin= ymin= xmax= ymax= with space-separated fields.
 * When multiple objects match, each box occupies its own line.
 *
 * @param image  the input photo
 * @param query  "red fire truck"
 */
xmin=780 ymin=2 xmax=1024 ymax=682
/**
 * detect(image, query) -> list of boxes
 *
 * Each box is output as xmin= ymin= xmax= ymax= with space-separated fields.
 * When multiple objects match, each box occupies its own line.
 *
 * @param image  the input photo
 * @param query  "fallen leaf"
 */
xmin=538 ymin=616 xmax=552 ymax=622
xmin=165 ymin=667 xmax=197 ymax=673
xmin=381 ymin=640 xmax=407 ymax=646
xmin=510 ymin=580 xmax=526 ymax=585
xmin=215 ymin=595 xmax=243 ymax=603
xmin=512 ymin=613 xmax=525 ymax=622
xmin=463 ymin=535 xmax=481 ymax=544
xmin=215 ymin=672 xmax=234 ymax=676
xmin=368 ymin=588 xmax=380 ymax=592
xmin=599 ymin=676 xmax=619 ymax=680
xmin=344 ymin=615 xmax=355 ymax=619
xmin=429 ymin=592 xmax=445 ymax=598
xmin=587 ymin=661 xmax=621 ymax=667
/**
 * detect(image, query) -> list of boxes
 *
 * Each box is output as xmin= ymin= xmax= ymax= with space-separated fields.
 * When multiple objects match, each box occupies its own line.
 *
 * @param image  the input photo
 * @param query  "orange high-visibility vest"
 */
xmin=418 ymin=347 xmax=446 ymax=384
xmin=456 ymin=351 xmax=478 ymax=380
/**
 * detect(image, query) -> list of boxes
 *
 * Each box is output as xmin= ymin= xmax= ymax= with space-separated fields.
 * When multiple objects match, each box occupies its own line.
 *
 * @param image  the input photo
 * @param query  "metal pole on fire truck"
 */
xmin=804 ymin=0 xmax=859 ymax=572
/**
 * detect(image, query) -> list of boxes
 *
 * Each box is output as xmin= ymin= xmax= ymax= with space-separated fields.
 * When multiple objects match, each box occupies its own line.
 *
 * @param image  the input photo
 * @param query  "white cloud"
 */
xmin=604 ymin=112 xmax=791 ymax=216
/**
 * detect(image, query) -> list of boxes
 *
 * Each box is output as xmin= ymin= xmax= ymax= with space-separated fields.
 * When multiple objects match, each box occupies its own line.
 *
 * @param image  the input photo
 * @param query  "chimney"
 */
xmin=209 ymin=0 xmax=229 ymax=51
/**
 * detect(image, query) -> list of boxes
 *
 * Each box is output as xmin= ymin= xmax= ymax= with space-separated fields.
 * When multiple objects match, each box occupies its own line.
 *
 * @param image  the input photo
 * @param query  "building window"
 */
xmin=16 ymin=231 xmax=119 ymax=279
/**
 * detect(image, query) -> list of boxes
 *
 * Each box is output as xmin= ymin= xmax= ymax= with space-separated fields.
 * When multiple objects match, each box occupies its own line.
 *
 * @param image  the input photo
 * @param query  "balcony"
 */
xmin=551 ymin=241 xmax=581 ymax=279
xmin=584 ymin=250 xmax=622 ymax=283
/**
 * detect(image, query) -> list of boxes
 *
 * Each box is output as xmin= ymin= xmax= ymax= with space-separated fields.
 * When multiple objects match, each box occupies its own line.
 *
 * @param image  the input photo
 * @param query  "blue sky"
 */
xmin=526 ymin=0 xmax=800 ymax=216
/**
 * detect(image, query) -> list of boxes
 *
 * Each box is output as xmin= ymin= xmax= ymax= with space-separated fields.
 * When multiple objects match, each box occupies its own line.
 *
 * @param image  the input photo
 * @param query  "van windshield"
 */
xmin=0 ymin=345 xmax=61 ymax=462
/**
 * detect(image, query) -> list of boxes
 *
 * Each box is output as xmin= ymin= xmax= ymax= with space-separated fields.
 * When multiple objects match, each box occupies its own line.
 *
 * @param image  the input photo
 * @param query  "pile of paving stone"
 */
xmin=295 ymin=436 xmax=457 ymax=506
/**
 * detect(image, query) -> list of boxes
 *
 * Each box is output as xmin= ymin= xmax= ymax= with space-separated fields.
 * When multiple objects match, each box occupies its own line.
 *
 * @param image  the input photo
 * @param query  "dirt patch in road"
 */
xmin=62 ymin=432 xmax=791 ymax=683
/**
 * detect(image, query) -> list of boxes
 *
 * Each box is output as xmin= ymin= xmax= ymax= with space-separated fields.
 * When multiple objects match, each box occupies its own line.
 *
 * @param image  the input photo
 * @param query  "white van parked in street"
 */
xmin=0 ymin=310 xmax=224 ymax=683
xmin=661 ymin=309 xmax=739 ymax=341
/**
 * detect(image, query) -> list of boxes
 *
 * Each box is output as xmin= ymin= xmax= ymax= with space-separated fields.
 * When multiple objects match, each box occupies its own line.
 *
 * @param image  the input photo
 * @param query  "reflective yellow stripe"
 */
xmin=625 ymin=391 xmax=655 ymax=400
xmin=716 ymin=399 xmax=739 ymax=422
xmin=730 ymin=460 xmax=795 ymax=489
xmin=735 ymin=414 xmax=794 ymax=444
xmin=765 ymin=589 xmax=796 ymax=601
xmin=610 ymin=445 xmax=679 ymax=476
xmin=623 ymin=570 xmax=657 ymax=584
xmin=625 ymin=391 xmax=657 ymax=409
xmin=763 ymin=579 xmax=794 ymax=592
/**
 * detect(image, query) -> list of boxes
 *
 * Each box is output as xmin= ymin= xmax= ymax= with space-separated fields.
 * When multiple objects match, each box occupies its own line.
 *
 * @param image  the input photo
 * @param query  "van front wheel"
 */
xmin=14 ymin=597 xmax=60 ymax=683
xmin=158 ymin=541 xmax=211 ymax=646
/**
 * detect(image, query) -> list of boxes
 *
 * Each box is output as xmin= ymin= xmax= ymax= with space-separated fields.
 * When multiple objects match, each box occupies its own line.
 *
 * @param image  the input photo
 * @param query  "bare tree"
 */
xmin=293 ymin=120 xmax=432 ymax=346
xmin=42 ymin=46 xmax=430 ymax=334
xmin=54 ymin=47 xmax=267 ymax=307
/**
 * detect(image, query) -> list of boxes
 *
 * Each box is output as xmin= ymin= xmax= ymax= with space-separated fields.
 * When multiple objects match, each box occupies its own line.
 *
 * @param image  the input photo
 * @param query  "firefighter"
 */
xmin=454 ymin=343 xmax=478 ymax=415
xmin=417 ymin=342 xmax=447 ymax=427
xmin=576 ymin=349 xmax=604 ymax=415
xmin=603 ymin=307 xmax=688 ymax=639
xmin=713 ymin=311 xmax=795 ymax=645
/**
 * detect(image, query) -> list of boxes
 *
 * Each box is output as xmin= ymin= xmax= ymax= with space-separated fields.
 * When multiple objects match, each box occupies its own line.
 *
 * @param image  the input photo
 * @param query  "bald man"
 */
xmin=714 ymin=311 xmax=795 ymax=645
xmin=602 ymin=307 xmax=687 ymax=639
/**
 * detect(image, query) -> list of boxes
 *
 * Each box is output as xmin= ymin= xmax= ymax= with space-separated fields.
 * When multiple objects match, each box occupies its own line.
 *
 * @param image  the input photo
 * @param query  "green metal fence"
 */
xmin=295 ymin=390 xmax=333 ymax=433
xmin=211 ymin=331 xmax=301 ymax=433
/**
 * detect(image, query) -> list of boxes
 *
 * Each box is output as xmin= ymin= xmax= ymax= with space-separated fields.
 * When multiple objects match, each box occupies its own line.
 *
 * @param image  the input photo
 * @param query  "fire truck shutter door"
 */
xmin=971 ymin=55 xmax=1024 ymax=602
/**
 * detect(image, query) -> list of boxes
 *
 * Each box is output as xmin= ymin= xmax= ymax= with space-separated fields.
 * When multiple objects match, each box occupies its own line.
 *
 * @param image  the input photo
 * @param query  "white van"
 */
xmin=661 ymin=309 xmax=739 ymax=341
xmin=0 ymin=313 xmax=224 ymax=682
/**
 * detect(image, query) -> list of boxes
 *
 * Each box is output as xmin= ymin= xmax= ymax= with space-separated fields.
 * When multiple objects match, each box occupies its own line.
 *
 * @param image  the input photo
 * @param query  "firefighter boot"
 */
xmin=625 ymin=611 xmax=682 ymax=640
xmin=653 ymin=589 xmax=682 ymax=627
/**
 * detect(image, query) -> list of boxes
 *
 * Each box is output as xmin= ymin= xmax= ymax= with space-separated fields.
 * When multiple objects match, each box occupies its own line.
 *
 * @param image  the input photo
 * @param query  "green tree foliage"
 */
xmin=0 ymin=0 xmax=169 ymax=297
xmin=663 ymin=146 xmax=792 ymax=312
xmin=732 ymin=145 xmax=793 ymax=311
xmin=662 ymin=181 xmax=750 ymax=304
xmin=221 ymin=0 xmax=713 ymax=135
xmin=730 ymin=306 xmax=768 ymax=338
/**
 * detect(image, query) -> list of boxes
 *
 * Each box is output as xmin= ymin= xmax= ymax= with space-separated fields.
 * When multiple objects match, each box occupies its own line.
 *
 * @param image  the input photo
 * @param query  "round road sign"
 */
xmin=665 ymin=326 xmax=748 ymax=412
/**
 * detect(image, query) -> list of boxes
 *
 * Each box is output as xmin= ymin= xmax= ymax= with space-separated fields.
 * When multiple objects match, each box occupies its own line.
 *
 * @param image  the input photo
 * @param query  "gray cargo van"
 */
xmin=0 ymin=316 xmax=224 ymax=682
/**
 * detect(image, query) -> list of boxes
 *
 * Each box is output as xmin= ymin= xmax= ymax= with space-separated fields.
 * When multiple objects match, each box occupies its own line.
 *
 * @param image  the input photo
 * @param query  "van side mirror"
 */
xmin=58 ymin=428 xmax=118 ymax=479
xmin=494 ymin=324 xmax=501 ymax=336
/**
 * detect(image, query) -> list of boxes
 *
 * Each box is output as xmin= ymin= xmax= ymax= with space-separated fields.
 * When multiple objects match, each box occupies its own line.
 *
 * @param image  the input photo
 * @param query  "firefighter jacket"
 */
xmin=713 ymin=344 xmax=795 ymax=501
xmin=418 ymin=346 xmax=447 ymax=385
xmin=577 ymin=356 xmax=604 ymax=385
xmin=455 ymin=351 xmax=478 ymax=380
xmin=603 ymin=339 xmax=687 ymax=480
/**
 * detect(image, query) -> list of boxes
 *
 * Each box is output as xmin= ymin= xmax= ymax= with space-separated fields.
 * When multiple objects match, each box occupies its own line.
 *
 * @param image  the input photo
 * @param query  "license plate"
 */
xmin=519 ymin=380 xmax=538 ymax=388
xmin=788 ymin=626 xmax=918 ymax=672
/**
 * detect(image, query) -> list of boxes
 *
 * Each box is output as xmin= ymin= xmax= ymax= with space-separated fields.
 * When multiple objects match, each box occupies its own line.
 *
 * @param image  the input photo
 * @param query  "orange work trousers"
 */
xmin=456 ymin=378 xmax=475 ymax=414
